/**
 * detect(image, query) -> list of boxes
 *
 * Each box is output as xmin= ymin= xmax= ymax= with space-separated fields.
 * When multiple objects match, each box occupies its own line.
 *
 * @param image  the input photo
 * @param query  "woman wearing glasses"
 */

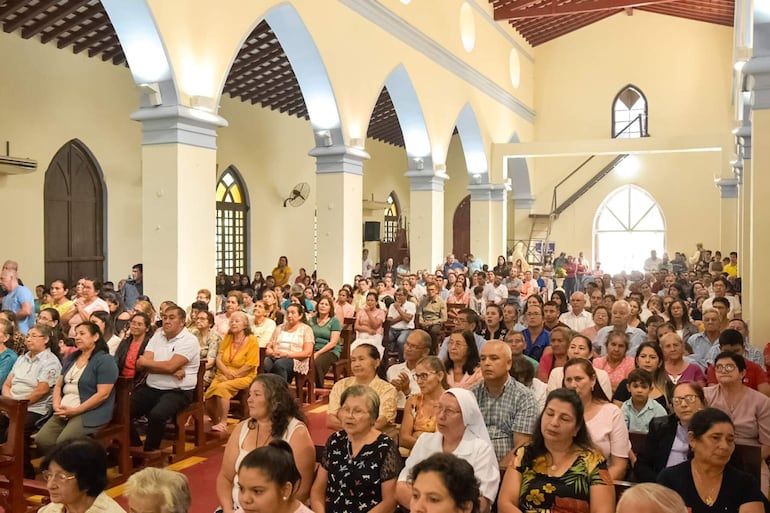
xmin=399 ymin=356 xmax=448 ymax=452
xmin=396 ymin=388 xmax=499 ymax=513
xmin=704 ymin=351 xmax=770 ymax=493
xmin=634 ymin=382 xmax=705 ymax=482
xmin=38 ymin=438 xmax=125 ymax=512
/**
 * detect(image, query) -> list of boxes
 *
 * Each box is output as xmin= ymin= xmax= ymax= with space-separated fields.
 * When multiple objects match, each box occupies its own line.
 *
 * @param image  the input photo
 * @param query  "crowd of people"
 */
xmin=0 ymin=244 xmax=767 ymax=513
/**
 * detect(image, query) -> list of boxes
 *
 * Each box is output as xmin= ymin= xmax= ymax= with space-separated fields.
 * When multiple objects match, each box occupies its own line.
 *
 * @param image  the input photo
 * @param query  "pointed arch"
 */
xmin=612 ymin=84 xmax=648 ymax=138
xmin=454 ymin=103 xmax=489 ymax=182
xmin=216 ymin=166 xmax=250 ymax=276
xmin=220 ymin=4 xmax=344 ymax=145
xmin=378 ymin=65 xmax=432 ymax=166
xmin=593 ymin=185 xmax=665 ymax=274
xmin=383 ymin=191 xmax=402 ymax=243
xmin=44 ymin=139 xmax=107 ymax=284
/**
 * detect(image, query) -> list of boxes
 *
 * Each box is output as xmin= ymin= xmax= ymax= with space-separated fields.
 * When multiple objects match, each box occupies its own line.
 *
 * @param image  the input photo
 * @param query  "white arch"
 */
xmin=219 ymin=4 xmax=344 ymax=146
xmin=593 ymin=184 xmax=666 ymax=274
xmin=507 ymin=132 xmax=533 ymax=206
xmin=101 ymin=0 xmax=180 ymax=106
xmin=453 ymin=103 xmax=489 ymax=181
xmin=381 ymin=64 xmax=433 ymax=168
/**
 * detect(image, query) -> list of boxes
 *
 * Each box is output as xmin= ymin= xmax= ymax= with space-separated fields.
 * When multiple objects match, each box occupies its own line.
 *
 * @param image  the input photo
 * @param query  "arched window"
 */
xmin=612 ymin=85 xmax=648 ymax=138
xmin=594 ymin=185 xmax=664 ymax=274
xmin=383 ymin=191 xmax=401 ymax=243
xmin=216 ymin=166 xmax=249 ymax=276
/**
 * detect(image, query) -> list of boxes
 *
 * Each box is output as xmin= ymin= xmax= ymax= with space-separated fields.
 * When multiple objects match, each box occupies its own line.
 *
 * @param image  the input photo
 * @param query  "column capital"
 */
xmin=406 ymin=170 xmax=449 ymax=192
xmin=716 ymin=178 xmax=740 ymax=198
xmin=468 ymin=182 xmax=509 ymax=202
xmin=744 ymin=55 xmax=770 ymax=110
xmin=131 ymin=105 xmax=227 ymax=149
xmin=309 ymin=145 xmax=370 ymax=175
xmin=511 ymin=191 xmax=535 ymax=210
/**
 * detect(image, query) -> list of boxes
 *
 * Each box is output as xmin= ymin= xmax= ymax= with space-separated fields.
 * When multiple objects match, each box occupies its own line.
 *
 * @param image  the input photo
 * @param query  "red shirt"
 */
xmin=706 ymin=360 xmax=768 ymax=389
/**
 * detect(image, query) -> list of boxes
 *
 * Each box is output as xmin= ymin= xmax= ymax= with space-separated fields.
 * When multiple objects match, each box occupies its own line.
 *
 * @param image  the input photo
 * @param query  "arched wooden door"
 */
xmin=44 ymin=140 xmax=105 ymax=285
xmin=452 ymin=194 xmax=471 ymax=260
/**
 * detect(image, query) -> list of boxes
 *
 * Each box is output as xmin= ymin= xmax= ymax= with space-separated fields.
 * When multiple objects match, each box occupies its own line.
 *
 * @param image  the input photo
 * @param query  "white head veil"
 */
xmin=445 ymin=387 xmax=491 ymax=444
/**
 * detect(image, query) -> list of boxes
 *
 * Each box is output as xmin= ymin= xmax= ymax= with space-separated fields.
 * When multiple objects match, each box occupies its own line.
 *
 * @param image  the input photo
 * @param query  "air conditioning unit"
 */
xmin=0 ymin=155 xmax=37 ymax=175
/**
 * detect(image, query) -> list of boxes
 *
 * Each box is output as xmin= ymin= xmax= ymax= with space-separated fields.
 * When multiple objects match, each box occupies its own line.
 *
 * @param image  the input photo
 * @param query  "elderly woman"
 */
xmin=705 ymin=351 xmax=770 ymax=492
xmin=312 ymin=385 xmax=401 ymax=513
xmin=1 ymin=323 xmax=61 ymax=477
xmin=580 ymin=306 xmax=609 ymax=343
xmin=327 ymin=344 xmax=397 ymax=432
xmin=124 ymin=467 xmax=191 ymax=513
xmin=658 ymin=408 xmax=766 ymax=513
xmin=191 ymin=309 xmax=222 ymax=387
xmin=563 ymin=358 xmax=630 ymax=480
xmin=205 ymin=311 xmax=260 ymax=432
xmin=445 ymin=329 xmax=483 ymax=389
xmin=397 ymin=388 xmax=499 ymax=513
xmin=35 ymin=321 xmax=118 ymax=453
xmin=217 ymin=374 xmax=315 ymax=512
xmin=214 ymin=291 xmax=244 ymax=338
xmin=38 ymin=438 xmax=125 ymax=513
xmin=498 ymin=388 xmax=614 ymax=513
xmin=264 ymin=303 xmax=314 ymax=384
xmin=592 ymin=330 xmax=635 ymax=393
xmin=634 ymin=382 xmax=706 ymax=482
xmin=309 ymin=296 xmax=342 ymax=388
xmin=400 ymin=356 xmax=448 ymax=452
xmin=251 ymin=299 xmax=276 ymax=348
xmin=661 ymin=333 xmax=706 ymax=386
xmin=237 ymin=440 xmax=313 ymax=513
xmin=616 ymin=483 xmax=687 ymax=513
xmin=409 ymin=453 xmax=481 ymax=513
xmin=547 ymin=335 xmax=612 ymax=399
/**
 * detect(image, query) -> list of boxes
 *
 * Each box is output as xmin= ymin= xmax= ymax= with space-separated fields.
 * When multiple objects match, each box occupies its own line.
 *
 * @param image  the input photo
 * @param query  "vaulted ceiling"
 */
xmin=489 ymin=0 xmax=734 ymax=46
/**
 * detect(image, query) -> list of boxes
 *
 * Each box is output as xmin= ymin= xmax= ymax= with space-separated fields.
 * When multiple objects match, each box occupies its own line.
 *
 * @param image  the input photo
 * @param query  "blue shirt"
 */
xmin=0 ymin=348 xmax=18 ymax=391
xmin=687 ymin=332 xmax=719 ymax=370
xmin=1 ymin=285 xmax=34 ymax=334
xmin=523 ymin=328 xmax=550 ymax=361
xmin=621 ymin=397 xmax=668 ymax=433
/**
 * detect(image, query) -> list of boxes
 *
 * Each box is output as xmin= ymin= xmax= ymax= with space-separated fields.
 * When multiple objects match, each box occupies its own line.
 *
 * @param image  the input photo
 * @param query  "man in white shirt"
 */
xmin=387 ymin=329 xmax=430 ymax=408
xmin=559 ymin=291 xmax=594 ymax=332
xmin=484 ymin=274 xmax=508 ymax=306
xmin=362 ymin=248 xmax=374 ymax=278
xmin=130 ymin=304 xmax=200 ymax=452
xmin=701 ymin=277 xmax=741 ymax=319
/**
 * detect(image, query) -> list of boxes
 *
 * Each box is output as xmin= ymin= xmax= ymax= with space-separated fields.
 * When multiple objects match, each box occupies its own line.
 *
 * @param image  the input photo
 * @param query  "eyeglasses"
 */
xmin=339 ymin=407 xmax=369 ymax=417
xmin=447 ymin=341 xmax=467 ymax=349
xmin=42 ymin=470 xmax=76 ymax=483
xmin=715 ymin=363 xmax=737 ymax=372
xmin=414 ymin=372 xmax=436 ymax=381
xmin=672 ymin=394 xmax=699 ymax=406
xmin=437 ymin=406 xmax=461 ymax=417
xmin=404 ymin=342 xmax=427 ymax=351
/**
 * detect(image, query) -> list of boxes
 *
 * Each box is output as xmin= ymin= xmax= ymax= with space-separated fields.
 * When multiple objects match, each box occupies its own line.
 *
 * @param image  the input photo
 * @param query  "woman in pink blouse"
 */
xmin=353 ymin=292 xmax=386 ymax=357
xmin=444 ymin=330 xmax=482 ymax=389
xmin=592 ymin=330 xmax=635 ymax=393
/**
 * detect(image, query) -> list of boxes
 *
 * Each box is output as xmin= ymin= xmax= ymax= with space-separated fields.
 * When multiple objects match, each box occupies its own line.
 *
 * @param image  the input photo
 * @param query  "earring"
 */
xmin=283 ymin=496 xmax=289 ymax=501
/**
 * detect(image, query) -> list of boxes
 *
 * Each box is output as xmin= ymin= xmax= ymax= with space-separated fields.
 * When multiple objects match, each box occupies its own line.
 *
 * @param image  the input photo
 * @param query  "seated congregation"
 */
xmin=0 ymin=247 xmax=768 ymax=513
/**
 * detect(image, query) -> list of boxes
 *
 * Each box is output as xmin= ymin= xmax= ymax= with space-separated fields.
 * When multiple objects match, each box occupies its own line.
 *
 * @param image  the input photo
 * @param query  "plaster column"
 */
xmin=716 ymin=178 xmax=739 ymax=255
xmin=311 ymin=145 xmax=368 ymax=288
xmin=468 ymin=183 xmax=508 ymax=267
xmin=736 ymin=129 xmax=751 ymax=283
xmin=407 ymin=169 xmax=448 ymax=273
xmin=744 ymin=51 xmax=770 ymax=344
xmin=132 ymin=105 xmax=227 ymax=305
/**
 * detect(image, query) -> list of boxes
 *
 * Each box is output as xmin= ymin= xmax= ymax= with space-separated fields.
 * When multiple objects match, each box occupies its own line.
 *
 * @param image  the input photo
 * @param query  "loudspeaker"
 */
xmin=364 ymin=221 xmax=381 ymax=241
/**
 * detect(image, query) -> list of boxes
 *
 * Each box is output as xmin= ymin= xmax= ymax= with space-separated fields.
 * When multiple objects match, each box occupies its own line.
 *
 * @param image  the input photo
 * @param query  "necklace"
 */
xmin=692 ymin=464 xmax=720 ymax=506
xmin=254 ymin=421 xmax=272 ymax=447
xmin=546 ymin=448 xmax=577 ymax=475
xmin=67 ymin=361 xmax=86 ymax=384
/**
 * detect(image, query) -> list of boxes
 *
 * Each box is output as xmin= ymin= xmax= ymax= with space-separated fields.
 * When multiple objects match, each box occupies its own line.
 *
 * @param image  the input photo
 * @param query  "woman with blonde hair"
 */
xmin=124 ymin=467 xmax=191 ymax=513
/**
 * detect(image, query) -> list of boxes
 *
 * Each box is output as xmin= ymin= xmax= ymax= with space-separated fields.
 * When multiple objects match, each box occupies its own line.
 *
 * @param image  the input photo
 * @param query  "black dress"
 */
xmin=322 ymin=430 xmax=402 ymax=513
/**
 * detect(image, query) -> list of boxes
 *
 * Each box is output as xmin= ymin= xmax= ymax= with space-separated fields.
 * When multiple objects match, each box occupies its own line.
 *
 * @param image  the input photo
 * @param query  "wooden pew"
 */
xmin=92 ymin=377 xmax=133 ymax=485
xmin=171 ymin=363 xmax=209 ymax=462
xmin=0 ymin=396 xmax=29 ymax=513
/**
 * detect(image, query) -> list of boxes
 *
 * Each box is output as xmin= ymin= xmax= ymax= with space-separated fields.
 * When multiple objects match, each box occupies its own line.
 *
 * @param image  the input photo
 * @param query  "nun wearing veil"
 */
xmin=395 ymin=387 xmax=500 ymax=513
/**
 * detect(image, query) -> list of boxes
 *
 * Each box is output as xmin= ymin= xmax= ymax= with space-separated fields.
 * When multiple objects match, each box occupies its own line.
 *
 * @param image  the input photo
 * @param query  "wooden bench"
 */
xmin=330 ymin=318 xmax=355 ymax=382
xmin=0 ymin=396 xmax=29 ymax=513
xmin=171 ymin=363 xmax=209 ymax=461
xmin=92 ymin=377 xmax=133 ymax=485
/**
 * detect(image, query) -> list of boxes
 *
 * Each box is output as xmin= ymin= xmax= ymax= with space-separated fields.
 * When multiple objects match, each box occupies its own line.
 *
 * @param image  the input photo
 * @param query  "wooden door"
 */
xmin=452 ymin=195 xmax=470 ymax=260
xmin=44 ymin=140 xmax=105 ymax=284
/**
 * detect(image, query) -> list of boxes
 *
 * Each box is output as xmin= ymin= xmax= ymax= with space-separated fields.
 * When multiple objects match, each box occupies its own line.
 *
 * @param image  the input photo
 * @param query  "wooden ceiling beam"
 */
xmin=22 ymin=0 xmax=91 ymax=39
xmin=111 ymin=51 xmax=126 ymax=66
xmin=228 ymin=43 xmax=284 ymax=77
xmin=228 ymin=68 xmax=296 ymax=97
xmin=0 ymin=0 xmax=31 ymax=20
xmin=3 ymin=0 xmax=59 ymax=33
xmin=71 ymin=25 xmax=111 ymax=53
xmin=638 ymin=5 xmax=732 ymax=23
xmin=41 ymin=10 xmax=95 ymax=43
xmin=57 ymin=15 xmax=108 ymax=48
xmin=521 ymin=10 xmax=616 ymax=44
xmin=496 ymin=0 xmax=679 ymax=20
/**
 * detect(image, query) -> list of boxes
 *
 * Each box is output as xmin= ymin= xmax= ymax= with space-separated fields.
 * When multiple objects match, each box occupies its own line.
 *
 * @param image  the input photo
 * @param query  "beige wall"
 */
xmin=444 ymin=134 xmax=471 ymax=255
xmin=520 ymin=11 xmax=734 ymax=260
xmin=0 ymin=30 xmax=142 ymax=287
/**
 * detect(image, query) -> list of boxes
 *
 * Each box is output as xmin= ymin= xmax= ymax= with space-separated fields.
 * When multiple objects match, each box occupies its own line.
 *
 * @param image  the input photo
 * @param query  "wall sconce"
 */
xmin=413 ymin=157 xmax=424 ymax=171
xmin=138 ymin=83 xmax=162 ymax=107
xmin=190 ymin=95 xmax=217 ymax=112
xmin=314 ymin=130 xmax=333 ymax=147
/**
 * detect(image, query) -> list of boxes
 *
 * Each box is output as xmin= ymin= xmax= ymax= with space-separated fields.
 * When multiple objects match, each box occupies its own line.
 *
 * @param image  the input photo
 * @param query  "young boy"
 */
xmin=621 ymin=369 xmax=668 ymax=433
